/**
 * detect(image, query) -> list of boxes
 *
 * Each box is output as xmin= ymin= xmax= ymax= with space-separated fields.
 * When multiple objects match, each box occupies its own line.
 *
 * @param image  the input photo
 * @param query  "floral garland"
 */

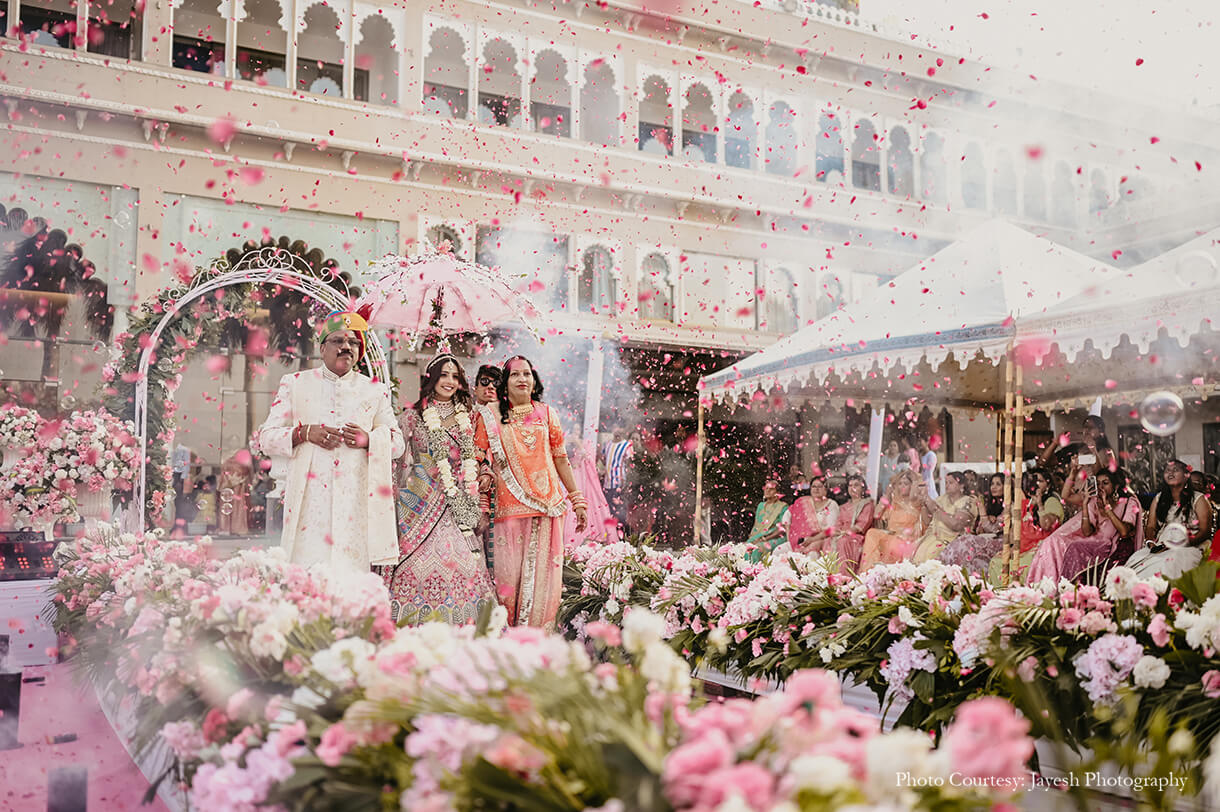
xmin=420 ymin=399 xmax=480 ymax=530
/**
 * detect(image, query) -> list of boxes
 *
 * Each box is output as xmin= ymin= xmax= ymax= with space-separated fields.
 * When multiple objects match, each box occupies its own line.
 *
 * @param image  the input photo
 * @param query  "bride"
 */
xmin=383 ymin=351 xmax=496 ymax=624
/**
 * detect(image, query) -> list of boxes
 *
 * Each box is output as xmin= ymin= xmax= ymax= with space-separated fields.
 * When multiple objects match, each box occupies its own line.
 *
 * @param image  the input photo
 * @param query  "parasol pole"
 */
xmin=999 ymin=341 xmax=1016 ymax=585
xmin=1010 ymin=360 xmax=1025 ymax=581
xmin=694 ymin=399 xmax=706 ymax=546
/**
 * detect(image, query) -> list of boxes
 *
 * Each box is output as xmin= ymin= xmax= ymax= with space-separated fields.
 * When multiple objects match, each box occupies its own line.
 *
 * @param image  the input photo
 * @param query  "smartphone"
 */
xmin=1085 ymin=476 xmax=1098 ymax=497
xmin=1077 ymin=453 xmax=1097 ymax=466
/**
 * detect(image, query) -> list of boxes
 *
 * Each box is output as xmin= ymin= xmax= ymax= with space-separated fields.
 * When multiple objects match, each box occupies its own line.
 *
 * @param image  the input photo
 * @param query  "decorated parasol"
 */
xmin=354 ymin=245 xmax=539 ymax=347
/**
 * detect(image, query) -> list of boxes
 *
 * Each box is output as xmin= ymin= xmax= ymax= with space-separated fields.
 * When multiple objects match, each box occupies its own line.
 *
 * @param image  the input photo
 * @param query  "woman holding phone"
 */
xmin=1026 ymin=467 xmax=1140 ymax=584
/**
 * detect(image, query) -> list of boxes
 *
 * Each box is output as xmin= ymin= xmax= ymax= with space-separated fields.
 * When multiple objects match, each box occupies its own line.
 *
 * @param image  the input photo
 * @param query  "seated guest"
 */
xmin=825 ymin=474 xmax=875 ymax=573
xmin=940 ymin=472 xmax=1005 ymax=574
xmin=789 ymin=463 xmax=810 ymax=499
xmin=912 ymin=471 xmax=978 ymax=564
xmin=987 ymin=468 xmax=1063 ymax=583
xmin=745 ymin=479 xmax=789 ymax=562
xmin=962 ymin=469 xmax=981 ymax=499
xmin=1127 ymin=459 xmax=1213 ymax=579
xmin=1026 ymin=468 xmax=1139 ymax=584
xmin=859 ymin=470 xmax=925 ymax=570
xmin=788 ymin=474 xmax=839 ymax=554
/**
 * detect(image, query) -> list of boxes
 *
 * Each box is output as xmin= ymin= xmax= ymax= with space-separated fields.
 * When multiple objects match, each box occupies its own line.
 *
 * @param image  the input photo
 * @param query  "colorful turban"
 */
xmin=318 ymin=311 xmax=369 ymax=357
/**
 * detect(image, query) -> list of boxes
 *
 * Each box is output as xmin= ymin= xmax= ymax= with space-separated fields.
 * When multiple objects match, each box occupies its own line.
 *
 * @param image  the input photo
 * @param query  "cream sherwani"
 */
xmin=257 ymin=365 xmax=405 ymax=572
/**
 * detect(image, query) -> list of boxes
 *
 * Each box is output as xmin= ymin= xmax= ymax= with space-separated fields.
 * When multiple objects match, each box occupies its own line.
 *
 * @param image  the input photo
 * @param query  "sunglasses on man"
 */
xmin=476 ymin=376 xmax=498 ymax=387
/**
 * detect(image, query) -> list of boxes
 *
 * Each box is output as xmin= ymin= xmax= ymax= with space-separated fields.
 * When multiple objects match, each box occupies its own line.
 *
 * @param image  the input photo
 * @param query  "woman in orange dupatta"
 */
xmin=474 ymin=357 xmax=587 ymax=629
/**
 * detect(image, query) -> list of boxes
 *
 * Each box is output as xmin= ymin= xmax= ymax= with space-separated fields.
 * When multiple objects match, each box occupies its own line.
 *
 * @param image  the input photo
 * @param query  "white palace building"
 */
xmin=1 ymin=0 xmax=1219 ymax=514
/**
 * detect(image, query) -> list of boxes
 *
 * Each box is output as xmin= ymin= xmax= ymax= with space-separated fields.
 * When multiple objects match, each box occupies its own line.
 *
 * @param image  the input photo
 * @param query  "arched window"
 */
xmin=297 ymin=2 xmax=345 ymax=97
xmin=1051 ymin=162 xmax=1077 ymax=227
xmin=765 ymin=102 xmax=797 ymax=176
xmin=423 ymin=27 xmax=469 ymax=118
xmin=763 ymin=266 xmax=798 ymax=333
xmin=816 ymin=112 xmax=844 ymax=184
xmin=477 ymin=39 xmax=522 ymax=127
xmin=887 ymin=126 xmax=913 ymax=197
xmin=1089 ymin=169 xmax=1110 ymax=215
xmin=993 ymin=153 xmax=1018 ymax=216
xmin=425 ymin=224 xmax=464 ymax=258
xmin=851 ymin=119 xmax=880 ymax=191
xmin=237 ymin=0 xmax=288 ymax=87
xmin=355 ymin=14 xmax=397 ymax=106
xmin=531 ymin=50 xmax=571 ymax=137
xmin=921 ymin=132 xmax=946 ymax=205
xmin=815 ymin=274 xmax=844 ymax=320
xmin=961 ymin=142 xmax=986 ymax=209
xmin=639 ymin=75 xmax=673 ymax=155
xmin=580 ymin=60 xmax=618 ymax=146
xmin=638 ymin=253 xmax=673 ymax=321
xmin=578 ymin=246 xmax=617 ymax=315
xmin=724 ymin=92 xmax=756 ymax=169
xmin=172 ymin=0 xmax=226 ymax=74
xmin=681 ymin=83 xmax=716 ymax=162
xmin=1023 ymin=163 xmax=1047 ymax=222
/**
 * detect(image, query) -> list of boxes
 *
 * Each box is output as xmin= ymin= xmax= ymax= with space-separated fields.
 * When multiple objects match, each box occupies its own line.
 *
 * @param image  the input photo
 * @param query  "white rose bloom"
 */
xmin=487 ymin=605 xmax=509 ymax=636
xmin=310 ymin=638 xmax=377 ymax=687
xmin=1132 ymin=655 xmax=1170 ymax=689
xmin=1205 ymin=738 xmax=1220 ymax=810
xmin=897 ymin=605 xmax=923 ymax=629
xmin=290 ymin=685 xmax=326 ymax=710
xmin=622 ymin=608 xmax=668 ymax=653
xmin=1104 ymin=566 xmax=1137 ymax=600
xmin=1168 ymin=729 xmax=1194 ymax=756
xmin=866 ymin=728 xmax=936 ymax=800
xmin=639 ymin=640 xmax=691 ymax=695
xmin=788 ymin=754 xmax=854 ymax=791
xmin=604 ymin=598 xmax=621 ymax=617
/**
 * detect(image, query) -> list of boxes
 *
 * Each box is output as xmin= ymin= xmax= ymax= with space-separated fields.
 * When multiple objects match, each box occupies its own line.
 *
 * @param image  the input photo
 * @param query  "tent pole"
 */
xmin=1010 ymin=361 xmax=1026 ymax=581
xmin=693 ymin=400 xmax=706 ymax=546
xmin=1000 ymin=344 xmax=1016 ymax=585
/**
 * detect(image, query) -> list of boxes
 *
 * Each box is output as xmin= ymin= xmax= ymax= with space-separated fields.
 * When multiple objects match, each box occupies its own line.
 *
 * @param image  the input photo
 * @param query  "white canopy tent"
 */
xmin=699 ymin=220 xmax=1127 ymax=408
xmin=692 ymin=221 xmax=1220 ymax=578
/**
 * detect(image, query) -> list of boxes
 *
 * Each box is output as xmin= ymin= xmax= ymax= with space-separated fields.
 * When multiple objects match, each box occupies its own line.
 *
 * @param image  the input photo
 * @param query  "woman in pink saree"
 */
xmin=1026 ymin=467 xmax=1140 ymax=584
xmin=826 ymin=474 xmax=875 ymax=573
xmin=564 ymin=432 xmax=618 ymax=549
xmin=787 ymin=475 xmax=839 ymax=553
xmin=475 ymin=357 xmax=587 ymax=629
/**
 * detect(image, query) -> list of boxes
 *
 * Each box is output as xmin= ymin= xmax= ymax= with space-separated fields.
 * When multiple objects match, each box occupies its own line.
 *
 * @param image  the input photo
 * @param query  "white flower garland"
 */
xmin=421 ymin=401 xmax=480 ymax=530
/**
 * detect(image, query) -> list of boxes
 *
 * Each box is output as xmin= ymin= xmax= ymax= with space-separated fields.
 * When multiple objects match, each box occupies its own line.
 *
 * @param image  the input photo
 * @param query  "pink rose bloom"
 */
xmin=316 ymin=722 xmax=359 ymax=767
xmin=943 ymin=697 xmax=1033 ymax=784
xmin=585 ymin=621 xmax=622 ymax=646
xmin=504 ymin=626 xmax=548 ymax=645
xmin=1148 ymin=613 xmax=1171 ymax=647
xmin=1056 ymin=607 xmax=1083 ymax=631
xmin=693 ymin=763 xmax=775 ymax=811
xmin=484 ymin=734 xmax=548 ymax=776
xmin=664 ymin=729 xmax=735 ymax=807
xmin=682 ymin=698 xmax=757 ymax=744
xmin=273 ymin=720 xmax=308 ymax=757
xmin=1016 ymin=656 xmax=1038 ymax=683
xmin=775 ymin=670 xmax=840 ymax=718
xmin=1202 ymin=670 xmax=1220 ymax=699
xmin=1130 ymin=582 xmax=1158 ymax=609
xmin=1078 ymin=611 xmax=1116 ymax=636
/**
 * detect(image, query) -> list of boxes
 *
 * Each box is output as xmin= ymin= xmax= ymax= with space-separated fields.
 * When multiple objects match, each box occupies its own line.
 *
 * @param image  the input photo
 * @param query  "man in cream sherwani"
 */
xmin=257 ymin=311 xmax=404 ymax=572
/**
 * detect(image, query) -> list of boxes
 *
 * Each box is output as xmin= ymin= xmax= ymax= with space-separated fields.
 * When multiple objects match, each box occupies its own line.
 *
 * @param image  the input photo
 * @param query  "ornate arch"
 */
xmin=106 ymin=248 xmax=387 ymax=530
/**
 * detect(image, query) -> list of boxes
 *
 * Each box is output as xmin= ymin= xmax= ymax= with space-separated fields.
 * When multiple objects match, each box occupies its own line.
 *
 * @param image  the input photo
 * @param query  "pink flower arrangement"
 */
xmin=1074 ymin=634 xmax=1145 ymax=704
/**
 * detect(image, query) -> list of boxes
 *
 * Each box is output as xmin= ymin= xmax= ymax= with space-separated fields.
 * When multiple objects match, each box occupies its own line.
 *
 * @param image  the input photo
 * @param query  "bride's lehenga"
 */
xmin=384 ymin=406 xmax=495 ymax=624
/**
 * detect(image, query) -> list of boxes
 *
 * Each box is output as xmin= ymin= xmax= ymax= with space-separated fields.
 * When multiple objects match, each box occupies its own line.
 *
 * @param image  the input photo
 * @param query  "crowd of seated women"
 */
xmin=749 ymin=416 xmax=1220 ymax=585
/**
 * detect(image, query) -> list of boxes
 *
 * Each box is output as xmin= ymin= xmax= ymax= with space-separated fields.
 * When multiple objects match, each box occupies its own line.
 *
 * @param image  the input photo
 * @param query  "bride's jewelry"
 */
xmin=434 ymin=400 xmax=457 ymax=419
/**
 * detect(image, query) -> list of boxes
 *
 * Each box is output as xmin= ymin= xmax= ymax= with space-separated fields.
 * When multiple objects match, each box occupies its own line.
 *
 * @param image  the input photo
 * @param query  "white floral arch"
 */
xmin=126 ymin=248 xmax=389 ymax=530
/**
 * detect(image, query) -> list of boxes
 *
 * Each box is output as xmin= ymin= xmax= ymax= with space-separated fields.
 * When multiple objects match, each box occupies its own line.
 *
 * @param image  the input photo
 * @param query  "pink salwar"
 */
xmin=493 ymin=514 xmax=566 ymax=630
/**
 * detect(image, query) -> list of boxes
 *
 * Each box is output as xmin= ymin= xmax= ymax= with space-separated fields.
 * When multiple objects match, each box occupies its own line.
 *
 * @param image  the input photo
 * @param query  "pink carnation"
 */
xmin=1202 ymin=670 xmax=1220 ymax=699
xmin=585 ymin=621 xmax=622 ymax=647
xmin=1148 ymin=613 xmax=1171 ymax=647
xmin=664 ymin=728 xmax=735 ymax=806
xmin=316 ymin=722 xmax=360 ymax=767
xmin=942 ymin=697 xmax=1033 ymax=785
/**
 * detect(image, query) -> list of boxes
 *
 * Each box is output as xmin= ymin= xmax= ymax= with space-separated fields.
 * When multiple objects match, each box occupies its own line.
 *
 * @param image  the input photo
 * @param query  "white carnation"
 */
xmin=639 ymin=640 xmax=691 ymax=696
xmin=1104 ymin=566 xmax=1137 ymax=600
xmin=788 ymin=754 xmax=854 ymax=791
xmin=1131 ymin=655 xmax=1170 ymax=689
xmin=310 ymin=638 xmax=377 ymax=687
xmin=622 ymin=608 xmax=667 ymax=653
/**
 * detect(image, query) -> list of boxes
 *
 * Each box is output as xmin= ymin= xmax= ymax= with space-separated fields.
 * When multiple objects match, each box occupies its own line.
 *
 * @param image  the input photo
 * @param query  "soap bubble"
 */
xmin=219 ymin=488 xmax=235 ymax=503
xmin=1138 ymin=391 xmax=1185 ymax=437
xmin=219 ymin=502 xmax=234 ymax=516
